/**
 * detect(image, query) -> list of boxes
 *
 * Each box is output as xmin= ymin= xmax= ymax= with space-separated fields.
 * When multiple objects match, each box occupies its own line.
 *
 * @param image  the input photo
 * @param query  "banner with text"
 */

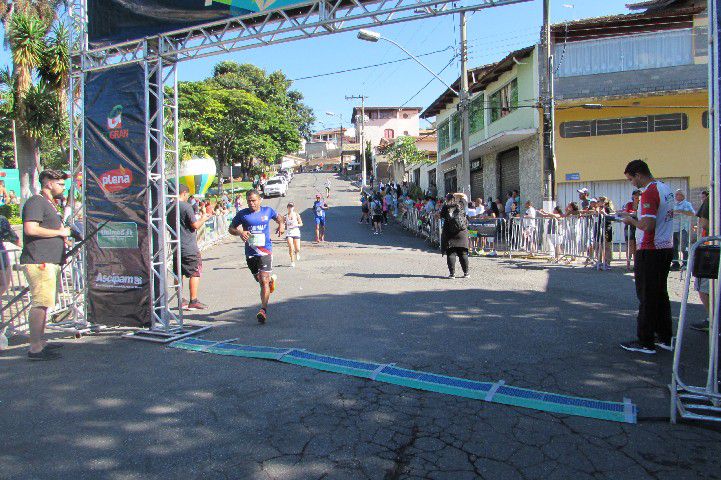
xmin=88 ymin=0 xmax=316 ymax=48
xmin=84 ymin=64 xmax=150 ymax=327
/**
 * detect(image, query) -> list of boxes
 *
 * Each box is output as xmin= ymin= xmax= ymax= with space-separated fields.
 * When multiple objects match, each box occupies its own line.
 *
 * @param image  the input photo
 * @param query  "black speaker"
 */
xmin=693 ymin=245 xmax=720 ymax=280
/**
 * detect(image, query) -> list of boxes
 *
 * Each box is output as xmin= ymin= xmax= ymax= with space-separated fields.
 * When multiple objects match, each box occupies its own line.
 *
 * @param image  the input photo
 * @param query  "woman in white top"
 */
xmin=285 ymin=202 xmax=303 ymax=267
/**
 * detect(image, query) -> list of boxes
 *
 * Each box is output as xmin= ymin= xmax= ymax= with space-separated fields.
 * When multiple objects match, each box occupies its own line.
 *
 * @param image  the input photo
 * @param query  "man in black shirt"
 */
xmin=170 ymin=184 xmax=209 ymax=310
xmin=21 ymin=170 xmax=71 ymax=360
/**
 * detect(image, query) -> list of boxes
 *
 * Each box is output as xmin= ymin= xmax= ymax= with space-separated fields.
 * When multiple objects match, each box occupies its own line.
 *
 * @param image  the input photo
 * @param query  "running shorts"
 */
xmin=314 ymin=217 xmax=326 ymax=226
xmin=247 ymin=255 xmax=273 ymax=277
xmin=286 ymin=227 xmax=301 ymax=239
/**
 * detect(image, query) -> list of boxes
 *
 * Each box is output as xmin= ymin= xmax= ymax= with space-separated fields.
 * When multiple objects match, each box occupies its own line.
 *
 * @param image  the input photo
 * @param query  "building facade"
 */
xmin=552 ymin=0 xmax=709 ymax=209
xmin=422 ymin=46 xmax=543 ymax=205
xmin=350 ymin=107 xmax=422 ymax=150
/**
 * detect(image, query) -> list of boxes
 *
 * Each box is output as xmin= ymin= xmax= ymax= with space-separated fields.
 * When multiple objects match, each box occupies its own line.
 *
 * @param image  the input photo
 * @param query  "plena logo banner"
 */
xmin=100 ymin=165 xmax=133 ymax=193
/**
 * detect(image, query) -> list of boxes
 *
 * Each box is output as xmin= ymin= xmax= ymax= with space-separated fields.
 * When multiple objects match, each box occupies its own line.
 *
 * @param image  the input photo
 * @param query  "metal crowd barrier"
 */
xmin=196 ymin=211 xmax=234 ymax=251
xmin=396 ymin=204 xmax=441 ymax=249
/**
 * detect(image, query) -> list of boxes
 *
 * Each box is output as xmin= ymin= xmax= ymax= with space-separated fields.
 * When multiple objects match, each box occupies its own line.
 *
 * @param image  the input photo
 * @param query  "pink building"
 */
xmin=350 ymin=106 xmax=422 ymax=150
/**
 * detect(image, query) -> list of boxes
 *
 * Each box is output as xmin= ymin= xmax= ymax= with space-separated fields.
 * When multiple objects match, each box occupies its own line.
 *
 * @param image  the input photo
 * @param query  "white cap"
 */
xmin=577 ymin=187 xmax=589 ymax=194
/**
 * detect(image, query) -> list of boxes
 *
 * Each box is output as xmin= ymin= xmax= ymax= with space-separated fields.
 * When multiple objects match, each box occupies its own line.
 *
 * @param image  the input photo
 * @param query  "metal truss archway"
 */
xmin=67 ymin=0 xmax=531 ymax=337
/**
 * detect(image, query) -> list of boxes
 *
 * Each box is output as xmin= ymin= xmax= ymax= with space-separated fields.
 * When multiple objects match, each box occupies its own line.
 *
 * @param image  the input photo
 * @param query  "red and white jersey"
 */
xmin=635 ymin=180 xmax=674 ymax=250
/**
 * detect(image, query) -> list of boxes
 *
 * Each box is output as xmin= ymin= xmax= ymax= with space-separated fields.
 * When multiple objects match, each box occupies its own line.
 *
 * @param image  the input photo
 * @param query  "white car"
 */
xmin=263 ymin=178 xmax=287 ymax=197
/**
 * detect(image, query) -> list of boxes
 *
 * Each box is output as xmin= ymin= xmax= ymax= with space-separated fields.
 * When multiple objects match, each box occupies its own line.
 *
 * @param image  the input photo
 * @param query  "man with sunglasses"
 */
xmin=618 ymin=160 xmax=675 ymax=355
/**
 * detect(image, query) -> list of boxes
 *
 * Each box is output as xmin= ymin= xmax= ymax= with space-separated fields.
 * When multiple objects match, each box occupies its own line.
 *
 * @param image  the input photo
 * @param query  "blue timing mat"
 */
xmin=170 ymin=338 xmax=637 ymax=424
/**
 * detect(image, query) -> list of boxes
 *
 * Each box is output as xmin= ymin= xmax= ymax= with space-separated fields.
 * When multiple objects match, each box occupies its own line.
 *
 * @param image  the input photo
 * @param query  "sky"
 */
xmin=1 ymin=0 xmax=635 ymax=132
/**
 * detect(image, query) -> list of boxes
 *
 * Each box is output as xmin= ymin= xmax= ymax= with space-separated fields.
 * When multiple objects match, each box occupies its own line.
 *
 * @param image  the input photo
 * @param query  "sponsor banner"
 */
xmin=88 ymin=0 xmax=316 ymax=48
xmin=97 ymin=222 xmax=139 ymax=249
xmin=84 ymin=64 xmax=150 ymax=327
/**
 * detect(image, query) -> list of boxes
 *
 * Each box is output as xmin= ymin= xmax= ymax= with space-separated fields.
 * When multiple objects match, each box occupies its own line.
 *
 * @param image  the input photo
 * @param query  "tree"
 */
xmin=383 ymin=136 xmax=430 ymax=166
xmin=178 ymin=62 xmax=313 ymax=178
xmin=0 ymin=3 xmax=68 ymax=199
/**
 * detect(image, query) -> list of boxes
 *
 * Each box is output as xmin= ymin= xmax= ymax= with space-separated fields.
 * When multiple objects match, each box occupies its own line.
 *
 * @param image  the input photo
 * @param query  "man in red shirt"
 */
xmin=618 ymin=160 xmax=675 ymax=354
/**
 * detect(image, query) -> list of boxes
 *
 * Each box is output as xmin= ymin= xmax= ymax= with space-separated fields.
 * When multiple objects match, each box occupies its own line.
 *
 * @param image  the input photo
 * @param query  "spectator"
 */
xmin=623 ymin=190 xmax=641 ymax=271
xmin=21 ymin=170 xmax=71 ymax=360
xmin=370 ymin=195 xmax=383 ymax=235
xmin=538 ymin=206 xmax=565 ymax=261
xmin=577 ymin=187 xmax=591 ymax=211
xmin=0 ymin=212 xmax=20 ymax=311
xmin=7 ymin=190 xmax=19 ymax=205
xmin=504 ymin=192 xmax=514 ymax=219
xmin=522 ymin=200 xmax=537 ymax=253
xmin=670 ymin=189 xmax=695 ymax=271
xmin=597 ymin=196 xmax=615 ymax=271
xmin=438 ymin=193 xmax=470 ymax=278
xmin=383 ymin=190 xmax=393 ymax=225
xmin=619 ymin=159 xmax=674 ymax=354
xmin=513 ymin=190 xmax=521 ymax=209
xmin=0 ymin=180 xmax=8 ymax=206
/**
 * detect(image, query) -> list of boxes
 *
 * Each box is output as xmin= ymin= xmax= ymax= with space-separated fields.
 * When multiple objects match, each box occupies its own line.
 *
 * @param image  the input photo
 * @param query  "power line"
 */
xmin=400 ymin=55 xmax=457 ymax=108
xmin=290 ymin=46 xmax=453 ymax=82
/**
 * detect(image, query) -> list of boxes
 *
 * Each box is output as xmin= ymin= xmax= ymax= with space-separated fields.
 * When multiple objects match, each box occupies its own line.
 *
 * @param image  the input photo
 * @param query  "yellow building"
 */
xmin=552 ymin=0 xmax=709 ymax=209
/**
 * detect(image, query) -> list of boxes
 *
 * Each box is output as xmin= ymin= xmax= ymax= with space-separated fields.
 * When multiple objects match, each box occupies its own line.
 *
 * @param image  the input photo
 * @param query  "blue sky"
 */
xmin=2 ymin=0 xmax=634 ymax=131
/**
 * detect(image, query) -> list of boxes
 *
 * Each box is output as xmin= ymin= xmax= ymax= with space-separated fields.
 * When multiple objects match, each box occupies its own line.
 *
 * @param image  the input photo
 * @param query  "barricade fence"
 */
xmin=1 ymin=210 xmax=235 ymax=340
xmin=393 ymin=206 xmax=701 ymax=274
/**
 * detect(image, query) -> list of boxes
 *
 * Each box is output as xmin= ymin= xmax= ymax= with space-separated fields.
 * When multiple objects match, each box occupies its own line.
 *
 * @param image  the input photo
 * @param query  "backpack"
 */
xmin=373 ymin=201 xmax=383 ymax=215
xmin=445 ymin=206 xmax=468 ymax=236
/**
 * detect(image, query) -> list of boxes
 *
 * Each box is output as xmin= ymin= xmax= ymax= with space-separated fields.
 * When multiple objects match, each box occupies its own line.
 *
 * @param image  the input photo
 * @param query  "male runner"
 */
xmin=313 ymin=193 xmax=329 ymax=242
xmin=229 ymin=189 xmax=284 ymax=324
xmin=325 ymin=178 xmax=332 ymax=198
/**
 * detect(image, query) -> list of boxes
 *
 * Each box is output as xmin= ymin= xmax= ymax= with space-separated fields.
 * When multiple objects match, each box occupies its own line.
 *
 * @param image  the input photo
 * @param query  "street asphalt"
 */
xmin=1 ymin=172 xmax=720 ymax=480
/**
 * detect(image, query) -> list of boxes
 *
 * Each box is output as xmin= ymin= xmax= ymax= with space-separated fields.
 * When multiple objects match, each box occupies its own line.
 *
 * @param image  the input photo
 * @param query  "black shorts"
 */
xmin=176 ymin=253 xmax=202 ymax=278
xmin=246 ymin=255 xmax=272 ymax=277
xmin=372 ymin=214 xmax=383 ymax=223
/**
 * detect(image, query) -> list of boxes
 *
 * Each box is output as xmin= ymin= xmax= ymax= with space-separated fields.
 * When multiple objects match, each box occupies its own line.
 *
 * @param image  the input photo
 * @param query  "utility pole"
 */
xmin=459 ymin=12 xmax=471 ymax=197
xmin=541 ymin=0 xmax=556 ymax=210
xmin=346 ymin=94 xmax=368 ymax=187
xmin=339 ymin=117 xmax=344 ymax=176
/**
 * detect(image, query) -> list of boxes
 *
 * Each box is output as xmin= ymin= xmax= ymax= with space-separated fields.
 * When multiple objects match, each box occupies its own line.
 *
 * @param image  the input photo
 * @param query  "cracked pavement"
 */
xmin=2 ymin=173 xmax=720 ymax=480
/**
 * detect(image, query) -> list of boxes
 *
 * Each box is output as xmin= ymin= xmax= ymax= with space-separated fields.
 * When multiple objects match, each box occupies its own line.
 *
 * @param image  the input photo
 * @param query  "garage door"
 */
xmin=557 ymin=177 xmax=690 ymax=212
xmin=498 ymin=148 xmax=520 ymax=198
xmin=444 ymin=169 xmax=458 ymax=194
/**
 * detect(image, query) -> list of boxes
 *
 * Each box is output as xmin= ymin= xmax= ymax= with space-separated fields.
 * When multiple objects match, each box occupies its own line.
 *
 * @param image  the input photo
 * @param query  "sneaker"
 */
xmin=290 ymin=262 xmax=296 ymax=268
xmin=181 ymin=298 xmax=189 ymax=309
xmin=256 ymin=308 xmax=267 ymax=324
xmin=619 ymin=340 xmax=656 ymax=354
xmin=654 ymin=340 xmax=673 ymax=352
xmin=186 ymin=299 xmax=207 ymax=310
xmin=448 ymin=274 xmax=456 ymax=279
xmin=269 ymin=274 xmax=277 ymax=294
xmin=28 ymin=348 xmax=62 ymax=361
xmin=296 ymin=253 xmax=300 ymax=261
xmin=690 ymin=321 xmax=709 ymax=332
xmin=462 ymin=273 xmax=471 ymax=278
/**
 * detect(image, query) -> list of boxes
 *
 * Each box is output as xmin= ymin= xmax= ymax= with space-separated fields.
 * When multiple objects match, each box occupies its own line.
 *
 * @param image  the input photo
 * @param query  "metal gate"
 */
xmin=498 ymin=147 xmax=520 ymax=198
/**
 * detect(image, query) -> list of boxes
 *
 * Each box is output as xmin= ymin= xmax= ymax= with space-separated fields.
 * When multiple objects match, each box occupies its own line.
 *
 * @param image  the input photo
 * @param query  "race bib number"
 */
xmin=248 ymin=233 xmax=266 ymax=247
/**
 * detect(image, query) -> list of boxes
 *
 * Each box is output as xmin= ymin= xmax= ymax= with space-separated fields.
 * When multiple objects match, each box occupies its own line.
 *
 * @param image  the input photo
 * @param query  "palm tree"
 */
xmin=0 ymin=1 xmax=66 ymax=199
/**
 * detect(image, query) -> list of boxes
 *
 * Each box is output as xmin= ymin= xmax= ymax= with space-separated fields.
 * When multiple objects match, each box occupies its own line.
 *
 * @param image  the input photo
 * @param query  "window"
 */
xmin=403 ymin=113 xmax=409 ymax=119
xmin=438 ymin=120 xmax=450 ymax=150
xmin=694 ymin=25 xmax=709 ymax=57
xmin=384 ymin=129 xmax=395 ymax=140
xmin=469 ymin=94 xmax=485 ymax=133
xmin=490 ymin=79 xmax=518 ymax=123
xmin=560 ymin=113 xmax=688 ymax=138
xmin=403 ymin=131 xmax=409 ymax=136
xmin=555 ymin=29 xmax=694 ymax=78
xmin=450 ymin=113 xmax=461 ymax=144
xmin=371 ymin=110 xmax=395 ymax=120
xmin=428 ymin=168 xmax=437 ymax=189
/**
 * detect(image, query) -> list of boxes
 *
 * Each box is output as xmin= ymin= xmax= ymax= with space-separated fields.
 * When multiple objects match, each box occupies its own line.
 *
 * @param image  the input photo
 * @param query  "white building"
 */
xmin=350 ymin=106 xmax=422 ymax=150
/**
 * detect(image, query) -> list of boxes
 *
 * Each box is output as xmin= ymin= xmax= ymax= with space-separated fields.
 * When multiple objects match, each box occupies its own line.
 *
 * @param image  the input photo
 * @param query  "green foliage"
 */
xmin=8 ymin=13 xmax=47 ymax=71
xmin=178 ymin=61 xmax=314 ymax=177
xmin=384 ymin=136 xmax=429 ymax=166
xmin=0 ymin=203 xmax=20 ymax=224
xmin=408 ymin=183 xmax=424 ymax=201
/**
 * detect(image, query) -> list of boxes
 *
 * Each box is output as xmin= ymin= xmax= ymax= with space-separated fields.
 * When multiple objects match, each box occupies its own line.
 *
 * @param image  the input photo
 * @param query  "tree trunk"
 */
xmin=16 ymin=130 xmax=40 ymax=201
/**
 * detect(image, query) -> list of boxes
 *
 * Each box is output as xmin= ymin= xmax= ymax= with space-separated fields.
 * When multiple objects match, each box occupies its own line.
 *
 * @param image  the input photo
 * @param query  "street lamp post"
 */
xmin=358 ymin=28 xmax=470 ymax=196
xmin=326 ymin=111 xmax=344 ymax=175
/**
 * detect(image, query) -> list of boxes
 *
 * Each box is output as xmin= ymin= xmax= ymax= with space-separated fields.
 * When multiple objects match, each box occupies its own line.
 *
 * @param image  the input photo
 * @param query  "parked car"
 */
xmin=263 ymin=177 xmax=287 ymax=197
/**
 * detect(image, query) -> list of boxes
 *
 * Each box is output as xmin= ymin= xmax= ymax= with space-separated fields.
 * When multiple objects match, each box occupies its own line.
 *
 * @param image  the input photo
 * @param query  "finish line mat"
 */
xmin=170 ymin=338 xmax=637 ymax=424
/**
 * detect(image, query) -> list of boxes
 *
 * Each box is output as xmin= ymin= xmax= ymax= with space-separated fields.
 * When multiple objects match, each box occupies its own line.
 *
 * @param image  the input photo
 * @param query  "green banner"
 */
xmin=97 ymin=222 xmax=139 ymax=249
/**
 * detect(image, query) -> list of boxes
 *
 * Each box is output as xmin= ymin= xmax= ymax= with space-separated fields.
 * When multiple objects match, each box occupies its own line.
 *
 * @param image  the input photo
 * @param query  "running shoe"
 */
xmin=269 ymin=274 xmax=277 ymax=294
xmin=654 ymin=340 xmax=673 ymax=352
xmin=186 ymin=299 xmax=207 ymax=311
xmin=257 ymin=308 xmax=267 ymax=324
xmin=28 ymin=348 xmax=61 ymax=361
xmin=181 ymin=298 xmax=189 ymax=309
xmin=296 ymin=253 xmax=301 ymax=261
xmin=619 ymin=340 xmax=656 ymax=354
xmin=448 ymin=274 xmax=456 ymax=279
xmin=463 ymin=273 xmax=471 ymax=278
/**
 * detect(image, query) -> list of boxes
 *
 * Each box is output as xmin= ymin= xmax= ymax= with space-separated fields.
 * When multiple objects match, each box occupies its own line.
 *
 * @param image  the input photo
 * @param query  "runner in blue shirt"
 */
xmin=229 ymin=189 xmax=284 ymax=324
xmin=313 ymin=193 xmax=329 ymax=243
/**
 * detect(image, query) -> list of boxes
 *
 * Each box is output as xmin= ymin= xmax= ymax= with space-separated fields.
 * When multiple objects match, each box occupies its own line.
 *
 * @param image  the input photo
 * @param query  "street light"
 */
xmin=357 ymin=29 xmax=459 ymax=95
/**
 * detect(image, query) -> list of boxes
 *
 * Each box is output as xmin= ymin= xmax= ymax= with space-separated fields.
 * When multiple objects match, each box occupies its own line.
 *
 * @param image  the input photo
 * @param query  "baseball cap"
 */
xmin=315 ymin=194 xmax=321 ymax=198
xmin=39 ymin=169 xmax=69 ymax=183
xmin=577 ymin=187 xmax=589 ymax=194
xmin=632 ymin=189 xmax=642 ymax=196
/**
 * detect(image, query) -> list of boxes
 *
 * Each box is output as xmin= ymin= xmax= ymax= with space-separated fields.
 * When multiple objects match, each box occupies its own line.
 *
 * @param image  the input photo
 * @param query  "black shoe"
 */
xmin=28 ymin=348 xmax=62 ymax=361
xmin=690 ymin=321 xmax=709 ymax=332
xmin=620 ymin=340 xmax=656 ymax=354
xmin=448 ymin=274 xmax=456 ymax=279
xmin=654 ymin=340 xmax=673 ymax=352
xmin=44 ymin=343 xmax=64 ymax=350
xmin=186 ymin=299 xmax=207 ymax=311
xmin=257 ymin=308 xmax=267 ymax=324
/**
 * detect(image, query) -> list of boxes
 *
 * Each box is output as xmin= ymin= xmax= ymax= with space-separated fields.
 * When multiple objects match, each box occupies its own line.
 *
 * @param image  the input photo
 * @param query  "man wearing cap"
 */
xmin=21 ymin=170 xmax=71 ymax=360
xmin=313 ymin=193 xmax=329 ymax=242
xmin=577 ymin=188 xmax=591 ymax=211
xmin=670 ymin=189 xmax=695 ymax=271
